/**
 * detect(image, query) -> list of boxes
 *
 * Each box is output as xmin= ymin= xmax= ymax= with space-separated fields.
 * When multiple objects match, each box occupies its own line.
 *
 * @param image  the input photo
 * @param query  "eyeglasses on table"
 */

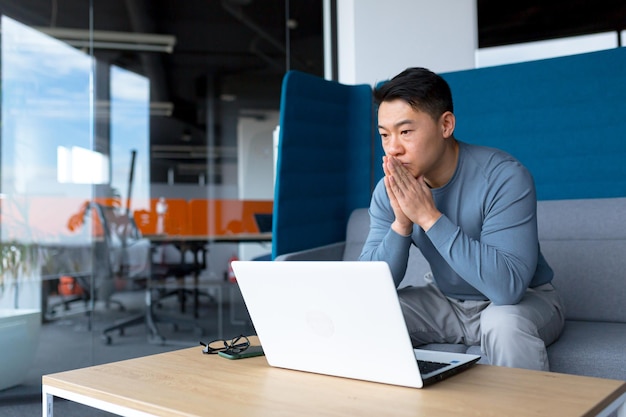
xmin=200 ymin=334 xmax=250 ymax=355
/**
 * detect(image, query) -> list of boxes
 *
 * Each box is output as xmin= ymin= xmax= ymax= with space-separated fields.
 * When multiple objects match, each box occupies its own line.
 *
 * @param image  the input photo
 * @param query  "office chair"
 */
xmin=84 ymin=202 xmax=155 ymax=344
xmin=44 ymin=210 xmax=126 ymax=322
xmin=151 ymin=242 xmax=211 ymax=319
xmin=45 ymin=272 xmax=98 ymax=320
xmin=93 ymin=202 xmax=208 ymax=344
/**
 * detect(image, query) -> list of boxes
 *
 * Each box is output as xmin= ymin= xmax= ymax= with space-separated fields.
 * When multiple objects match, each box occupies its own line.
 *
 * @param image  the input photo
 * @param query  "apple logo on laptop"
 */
xmin=305 ymin=310 xmax=335 ymax=338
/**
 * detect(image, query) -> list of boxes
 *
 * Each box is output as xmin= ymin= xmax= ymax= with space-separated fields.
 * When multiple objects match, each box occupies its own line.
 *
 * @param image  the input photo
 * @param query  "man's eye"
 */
xmin=400 ymin=130 xmax=410 ymax=135
xmin=379 ymin=132 xmax=388 ymax=138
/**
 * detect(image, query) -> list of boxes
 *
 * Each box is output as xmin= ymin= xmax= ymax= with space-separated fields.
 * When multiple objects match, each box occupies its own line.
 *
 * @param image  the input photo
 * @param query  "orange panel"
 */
xmin=161 ymin=198 xmax=190 ymax=236
xmin=188 ymin=199 xmax=210 ymax=235
xmin=188 ymin=199 xmax=225 ymax=235
xmin=187 ymin=199 xmax=273 ymax=236
xmin=219 ymin=200 xmax=245 ymax=234
xmin=133 ymin=208 xmax=155 ymax=235
xmin=131 ymin=198 xmax=190 ymax=236
xmin=0 ymin=197 xmax=273 ymax=240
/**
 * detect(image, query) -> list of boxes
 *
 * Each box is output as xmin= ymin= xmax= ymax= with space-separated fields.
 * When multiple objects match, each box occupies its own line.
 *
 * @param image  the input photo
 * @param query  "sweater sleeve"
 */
xmin=426 ymin=162 xmax=539 ymax=305
xmin=358 ymin=180 xmax=413 ymax=287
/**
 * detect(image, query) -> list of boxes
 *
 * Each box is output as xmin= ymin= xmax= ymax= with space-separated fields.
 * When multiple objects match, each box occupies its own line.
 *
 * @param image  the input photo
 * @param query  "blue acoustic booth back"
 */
xmin=272 ymin=71 xmax=375 ymax=258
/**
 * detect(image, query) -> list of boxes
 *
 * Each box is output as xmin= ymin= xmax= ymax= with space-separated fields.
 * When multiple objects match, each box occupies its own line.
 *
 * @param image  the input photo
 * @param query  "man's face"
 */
xmin=377 ymin=99 xmax=447 ymax=179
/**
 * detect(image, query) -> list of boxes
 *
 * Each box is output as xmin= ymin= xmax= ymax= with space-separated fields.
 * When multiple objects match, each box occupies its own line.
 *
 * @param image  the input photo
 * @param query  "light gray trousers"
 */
xmin=397 ymin=274 xmax=565 ymax=371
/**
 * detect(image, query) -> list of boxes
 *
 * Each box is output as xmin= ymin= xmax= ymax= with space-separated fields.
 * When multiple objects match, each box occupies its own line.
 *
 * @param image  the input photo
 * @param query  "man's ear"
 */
xmin=440 ymin=111 xmax=455 ymax=138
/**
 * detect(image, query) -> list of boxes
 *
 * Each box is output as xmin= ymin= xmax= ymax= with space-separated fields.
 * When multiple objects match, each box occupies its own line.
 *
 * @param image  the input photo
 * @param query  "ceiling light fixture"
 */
xmin=94 ymin=100 xmax=174 ymax=117
xmin=149 ymin=102 xmax=174 ymax=117
xmin=34 ymin=27 xmax=177 ymax=53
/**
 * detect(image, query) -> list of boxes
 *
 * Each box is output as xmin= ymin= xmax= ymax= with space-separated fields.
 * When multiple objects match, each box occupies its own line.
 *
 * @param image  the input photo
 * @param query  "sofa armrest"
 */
xmin=275 ymin=242 xmax=346 ymax=261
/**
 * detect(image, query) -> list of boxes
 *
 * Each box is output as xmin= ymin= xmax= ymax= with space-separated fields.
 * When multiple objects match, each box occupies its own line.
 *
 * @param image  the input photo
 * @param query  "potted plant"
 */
xmin=0 ymin=241 xmax=42 ymax=391
xmin=0 ymin=241 xmax=41 ymax=309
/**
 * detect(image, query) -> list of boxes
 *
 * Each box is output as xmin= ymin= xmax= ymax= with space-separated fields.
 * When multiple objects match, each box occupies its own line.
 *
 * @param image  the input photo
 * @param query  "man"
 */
xmin=359 ymin=67 xmax=564 ymax=370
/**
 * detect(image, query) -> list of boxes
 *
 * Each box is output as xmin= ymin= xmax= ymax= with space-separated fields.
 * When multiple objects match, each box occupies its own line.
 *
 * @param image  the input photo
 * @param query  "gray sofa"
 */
xmin=276 ymin=197 xmax=626 ymax=381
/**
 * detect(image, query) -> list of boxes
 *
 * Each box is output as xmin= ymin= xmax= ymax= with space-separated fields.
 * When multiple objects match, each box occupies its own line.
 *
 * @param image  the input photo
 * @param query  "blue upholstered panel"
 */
xmin=272 ymin=71 xmax=373 ymax=258
xmin=372 ymin=49 xmax=626 ymax=199
xmin=442 ymin=48 xmax=626 ymax=200
xmin=275 ymin=50 xmax=626 ymax=257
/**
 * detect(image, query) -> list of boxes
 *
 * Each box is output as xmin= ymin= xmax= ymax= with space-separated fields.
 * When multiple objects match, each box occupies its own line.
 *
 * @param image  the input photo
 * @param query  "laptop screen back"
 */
xmin=231 ymin=260 xmax=424 ymax=388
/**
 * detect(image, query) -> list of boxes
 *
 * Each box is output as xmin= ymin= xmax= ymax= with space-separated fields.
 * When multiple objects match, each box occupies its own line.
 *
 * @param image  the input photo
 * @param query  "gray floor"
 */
xmin=0 ymin=286 xmax=254 ymax=416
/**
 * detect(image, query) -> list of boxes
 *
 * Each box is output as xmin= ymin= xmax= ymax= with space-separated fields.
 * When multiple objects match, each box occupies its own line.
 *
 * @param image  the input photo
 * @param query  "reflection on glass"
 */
xmin=0 ymin=15 xmax=154 ymax=318
xmin=0 ymin=16 xmax=98 ymax=326
xmin=57 ymin=146 xmax=109 ymax=184
xmin=109 ymin=65 xmax=150 ymax=215
xmin=1 ymin=15 xmax=93 ymax=247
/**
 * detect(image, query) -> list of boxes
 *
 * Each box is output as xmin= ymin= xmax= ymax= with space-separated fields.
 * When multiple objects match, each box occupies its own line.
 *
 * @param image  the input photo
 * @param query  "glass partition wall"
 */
xmin=0 ymin=11 xmax=99 ymax=396
xmin=0 ymin=2 xmax=165 ymax=398
xmin=0 ymin=0 xmax=323 ymax=402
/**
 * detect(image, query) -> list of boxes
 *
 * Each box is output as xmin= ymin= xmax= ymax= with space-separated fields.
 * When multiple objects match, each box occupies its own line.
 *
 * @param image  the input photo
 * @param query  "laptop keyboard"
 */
xmin=417 ymin=360 xmax=449 ymax=374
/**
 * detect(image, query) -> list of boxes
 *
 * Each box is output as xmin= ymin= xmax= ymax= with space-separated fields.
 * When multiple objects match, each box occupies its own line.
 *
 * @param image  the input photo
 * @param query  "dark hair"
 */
xmin=373 ymin=67 xmax=454 ymax=121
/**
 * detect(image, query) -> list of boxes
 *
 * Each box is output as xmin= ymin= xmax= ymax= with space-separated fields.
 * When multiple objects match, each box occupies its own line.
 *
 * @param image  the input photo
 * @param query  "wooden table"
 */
xmin=42 ymin=344 xmax=626 ymax=417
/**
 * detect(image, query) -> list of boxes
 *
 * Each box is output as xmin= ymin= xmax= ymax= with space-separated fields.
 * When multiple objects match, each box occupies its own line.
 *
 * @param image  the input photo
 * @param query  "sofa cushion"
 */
xmin=547 ymin=321 xmax=626 ymax=380
xmin=541 ymin=240 xmax=626 ymax=322
xmin=537 ymin=198 xmax=626 ymax=322
xmin=537 ymin=198 xmax=626 ymax=241
xmin=343 ymin=208 xmax=371 ymax=261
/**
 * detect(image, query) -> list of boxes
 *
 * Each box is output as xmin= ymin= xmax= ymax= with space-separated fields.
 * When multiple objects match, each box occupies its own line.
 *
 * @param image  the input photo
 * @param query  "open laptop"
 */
xmin=231 ymin=260 xmax=480 ymax=388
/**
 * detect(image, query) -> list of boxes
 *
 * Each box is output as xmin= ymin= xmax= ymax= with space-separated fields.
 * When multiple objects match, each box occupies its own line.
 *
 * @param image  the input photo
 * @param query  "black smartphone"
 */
xmin=218 ymin=345 xmax=264 ymax=360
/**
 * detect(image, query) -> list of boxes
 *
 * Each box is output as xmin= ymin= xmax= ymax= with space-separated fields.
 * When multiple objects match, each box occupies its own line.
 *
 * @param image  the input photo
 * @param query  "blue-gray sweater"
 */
xmin=359 ymin=141 xmax=553 ymax=305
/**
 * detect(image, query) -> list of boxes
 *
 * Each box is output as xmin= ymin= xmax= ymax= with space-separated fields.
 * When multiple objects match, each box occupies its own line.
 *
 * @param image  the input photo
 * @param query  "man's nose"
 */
xmin=385 ymin=136 xmax=403 ymax=155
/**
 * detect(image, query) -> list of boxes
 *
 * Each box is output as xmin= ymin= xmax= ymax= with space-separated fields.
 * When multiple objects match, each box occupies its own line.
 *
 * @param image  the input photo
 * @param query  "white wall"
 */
xmin=237 ymin=110 xmax=279 ymax=261
xmin=237 ymin=111 xmax=279 ymax=200
xmin=335 ymin=0 xmax=477 ymax=85
xmin=475 ymin=32 xmax=618 ymax=68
